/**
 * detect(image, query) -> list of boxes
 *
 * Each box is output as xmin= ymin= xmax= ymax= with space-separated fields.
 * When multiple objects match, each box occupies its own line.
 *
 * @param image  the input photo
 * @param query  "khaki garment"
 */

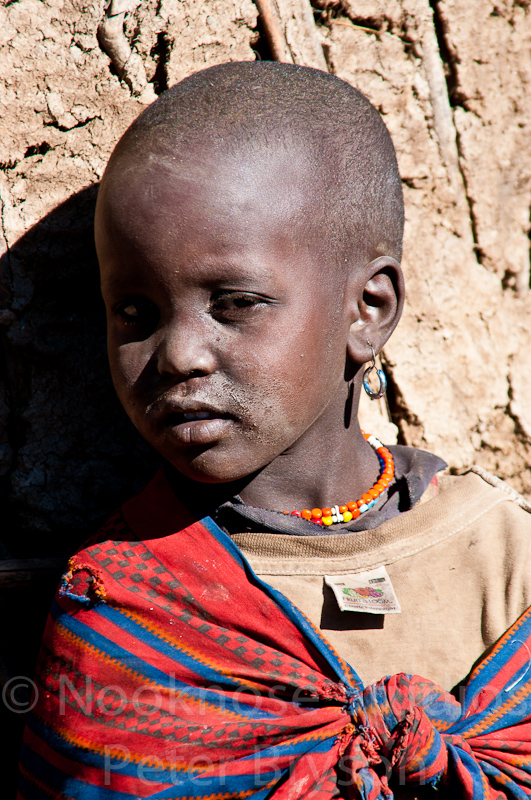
xmin=231 ymin=470 xmax=531 ymax=691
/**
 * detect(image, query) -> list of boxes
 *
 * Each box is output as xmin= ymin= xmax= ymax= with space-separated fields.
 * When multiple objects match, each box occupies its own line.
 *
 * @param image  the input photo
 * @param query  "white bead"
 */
xmin=332 ymin=515 xmax=338 ymax=523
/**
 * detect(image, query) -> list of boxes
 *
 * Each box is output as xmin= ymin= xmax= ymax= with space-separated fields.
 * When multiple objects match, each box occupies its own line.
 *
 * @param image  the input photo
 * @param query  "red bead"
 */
xmin=311 ymin=518 xmax=323 ymax=525
xmin=291 ymin=510 xmax=302 ymax=517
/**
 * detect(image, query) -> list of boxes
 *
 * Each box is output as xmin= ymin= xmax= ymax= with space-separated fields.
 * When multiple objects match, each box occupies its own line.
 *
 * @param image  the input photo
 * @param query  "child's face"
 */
xmin=96 ymin=148 xmax=353 ymax=484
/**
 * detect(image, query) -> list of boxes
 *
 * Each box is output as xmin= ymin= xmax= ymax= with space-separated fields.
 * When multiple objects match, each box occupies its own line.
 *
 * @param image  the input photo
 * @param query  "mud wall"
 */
xmin=1 ymin=0 xmax=530 ymax=559
xmin=0 ymin=1 xmax=530 ymax=791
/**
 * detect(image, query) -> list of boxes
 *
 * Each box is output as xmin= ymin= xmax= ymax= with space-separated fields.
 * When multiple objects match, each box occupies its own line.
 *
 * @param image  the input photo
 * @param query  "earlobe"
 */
xmin=346 ymin=255 xmax=405 ymax=365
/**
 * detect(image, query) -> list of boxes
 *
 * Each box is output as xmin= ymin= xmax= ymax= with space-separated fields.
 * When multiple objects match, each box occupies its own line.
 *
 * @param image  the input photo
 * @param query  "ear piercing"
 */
xmin=363 ymin=343 xmax=387 ymax=400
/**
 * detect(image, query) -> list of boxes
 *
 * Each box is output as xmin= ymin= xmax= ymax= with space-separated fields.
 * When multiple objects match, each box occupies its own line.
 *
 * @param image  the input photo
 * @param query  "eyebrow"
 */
xmin=100 ymin=260 xmax=278 ymax=292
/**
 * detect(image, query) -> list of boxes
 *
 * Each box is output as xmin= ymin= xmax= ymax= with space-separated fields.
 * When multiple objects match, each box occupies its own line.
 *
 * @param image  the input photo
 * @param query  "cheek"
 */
xmin=107 ymin=335 xmax=153 ymax=396
xmin=232 ymin=326 xmax=343 ymax=428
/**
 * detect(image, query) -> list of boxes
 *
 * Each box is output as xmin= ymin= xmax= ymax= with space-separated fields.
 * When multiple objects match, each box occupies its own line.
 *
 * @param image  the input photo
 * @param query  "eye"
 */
xmin=114 ymin=297 xmax=160 ymax=330
xmin=122 ymin=303 xmax=140 ymax=318
xmin=210 ymin=291 xmax=268 ymax=319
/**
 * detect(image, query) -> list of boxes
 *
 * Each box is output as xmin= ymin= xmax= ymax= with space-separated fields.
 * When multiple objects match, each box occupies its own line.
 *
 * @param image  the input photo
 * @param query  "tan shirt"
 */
xmin=231 ymin=470 xmax=531 ymax=691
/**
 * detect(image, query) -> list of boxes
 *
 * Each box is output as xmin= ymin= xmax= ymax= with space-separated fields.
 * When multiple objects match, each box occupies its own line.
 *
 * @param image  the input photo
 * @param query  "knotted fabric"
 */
xmin=18 ymin=471 xmax=531 ymax=799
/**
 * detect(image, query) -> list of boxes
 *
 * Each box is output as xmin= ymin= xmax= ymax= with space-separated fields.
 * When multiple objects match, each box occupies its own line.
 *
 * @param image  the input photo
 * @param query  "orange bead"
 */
xmin=338 ymin=505 xmax=348 ymax=514
xmin=347 ymin=502 xmax=358 ymax=512
xmin=301 ymin=509 xmax=312 ymax=520
xmin=361 ymin=493 xmax=372 ymax=505
xmin=351 ymin=507 xmax=361 ymax=519
xmin=368 ymin=488 xmax=379 ymax=499
xmin=311 ymin=508 xmax=323 ymax=519
xmin=322 ymin=508 xmax=332 ymax=517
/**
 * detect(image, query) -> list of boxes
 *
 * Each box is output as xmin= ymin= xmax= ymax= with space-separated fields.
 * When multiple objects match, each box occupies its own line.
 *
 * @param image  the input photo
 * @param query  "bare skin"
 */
xmin=95 ymin=144 xmax=404 ymax=514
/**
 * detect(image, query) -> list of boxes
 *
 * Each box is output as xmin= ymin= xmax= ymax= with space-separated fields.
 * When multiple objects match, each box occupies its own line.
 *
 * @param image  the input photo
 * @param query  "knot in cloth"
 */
xmin=337 ymin=673 xmax=462 ymax=797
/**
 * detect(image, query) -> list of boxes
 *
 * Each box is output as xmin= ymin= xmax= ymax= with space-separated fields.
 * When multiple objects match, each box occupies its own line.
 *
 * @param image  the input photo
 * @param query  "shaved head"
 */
xmin=99 ymin=61 xmax=404 ymax=270
xmin=95 ymin=61 xmax=406 ymax=495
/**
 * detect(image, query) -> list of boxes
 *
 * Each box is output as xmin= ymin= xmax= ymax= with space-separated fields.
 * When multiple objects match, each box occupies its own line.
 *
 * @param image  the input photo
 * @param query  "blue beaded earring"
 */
xmin=363 ymin=343 xmax=387 ymax=400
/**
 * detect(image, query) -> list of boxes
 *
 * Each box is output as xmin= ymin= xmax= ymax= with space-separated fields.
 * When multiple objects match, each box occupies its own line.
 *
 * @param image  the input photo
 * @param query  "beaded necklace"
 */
xmin=287 ymin=431 xmax=394 ymax=526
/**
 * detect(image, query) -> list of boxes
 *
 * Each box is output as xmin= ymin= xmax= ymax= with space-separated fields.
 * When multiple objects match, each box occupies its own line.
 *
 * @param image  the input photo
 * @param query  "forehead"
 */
xmin=104 ymin=141 xmax=314 ymax=224
xmin=95 ymin=142 xmax=339 ymax=292
xmin=96 ymin=142 xmax=330 ymax=278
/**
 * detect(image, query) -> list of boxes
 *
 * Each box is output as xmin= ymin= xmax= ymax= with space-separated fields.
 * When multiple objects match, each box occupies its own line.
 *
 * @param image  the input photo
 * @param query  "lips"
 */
xmin=161 ymin=404 xmax=234 ymax=446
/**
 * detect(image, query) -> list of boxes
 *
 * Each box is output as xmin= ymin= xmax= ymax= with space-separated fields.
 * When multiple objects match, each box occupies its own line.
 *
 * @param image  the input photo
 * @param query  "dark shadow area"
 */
xmin=251 ymin=11 xmax=275 ymax=61
xmin=0 ymin=572 xmax=65 ymax=799
xmin=0 ymin=186 xmax=161 ymax=796
xmin=0 ymin=184 xmax=161 ymax=559
xmin=151 ymin=32 xmax=170 ymax=94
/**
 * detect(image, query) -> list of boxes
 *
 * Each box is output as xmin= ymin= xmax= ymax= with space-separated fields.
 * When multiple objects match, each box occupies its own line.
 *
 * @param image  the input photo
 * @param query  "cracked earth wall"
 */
xmin=1 ymin=0 xmax=530 ymax=560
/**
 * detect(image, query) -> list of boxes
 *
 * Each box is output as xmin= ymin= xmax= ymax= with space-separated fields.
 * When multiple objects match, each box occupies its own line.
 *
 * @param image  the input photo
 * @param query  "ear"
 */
xmin=346 ymin=255 xmax=405 ymax=364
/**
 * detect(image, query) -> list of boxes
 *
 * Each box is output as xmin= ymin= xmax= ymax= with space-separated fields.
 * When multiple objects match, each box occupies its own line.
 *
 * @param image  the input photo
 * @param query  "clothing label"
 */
xmin=324 ymin=566 xmax=401 ymax=614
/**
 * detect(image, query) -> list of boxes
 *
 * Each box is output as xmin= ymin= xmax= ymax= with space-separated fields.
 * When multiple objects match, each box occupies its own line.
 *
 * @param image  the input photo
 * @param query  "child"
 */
xmin=19 ymin=62 xmax=531 ymax=800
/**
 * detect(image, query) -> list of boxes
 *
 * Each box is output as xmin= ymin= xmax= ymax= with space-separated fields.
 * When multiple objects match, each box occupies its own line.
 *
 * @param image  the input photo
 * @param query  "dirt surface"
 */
xmin=0 ymin=0 xmax=530 ymax=549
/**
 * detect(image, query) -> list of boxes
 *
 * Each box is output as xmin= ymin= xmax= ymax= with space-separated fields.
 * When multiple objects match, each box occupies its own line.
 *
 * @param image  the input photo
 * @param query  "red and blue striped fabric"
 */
xmin=18 ymin=470 xmax=531 ymax=799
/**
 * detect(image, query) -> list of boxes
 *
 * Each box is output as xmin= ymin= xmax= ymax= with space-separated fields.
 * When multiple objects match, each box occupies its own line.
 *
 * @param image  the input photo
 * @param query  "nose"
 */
xmin=156 ymin=313 xmax=218 ymax=379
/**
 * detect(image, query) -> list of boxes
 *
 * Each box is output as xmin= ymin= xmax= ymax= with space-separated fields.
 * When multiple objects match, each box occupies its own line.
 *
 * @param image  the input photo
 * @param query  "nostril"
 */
xmin=156 ymin=333 xmax=217 ymax=379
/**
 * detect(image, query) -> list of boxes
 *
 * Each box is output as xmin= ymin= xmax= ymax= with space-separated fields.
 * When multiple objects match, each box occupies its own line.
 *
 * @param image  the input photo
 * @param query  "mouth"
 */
xmin=162 ymin=405 xmax=234 ymax=446
xmin=165 ymin=407 xmax=230 ymax=424
xmin=182 ymin=410 xmax=221 ymax=422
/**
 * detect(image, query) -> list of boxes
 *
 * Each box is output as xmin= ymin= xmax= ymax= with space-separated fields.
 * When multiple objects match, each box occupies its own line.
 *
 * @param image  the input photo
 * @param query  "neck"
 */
xmin=237 ymin=422 xmax=380 ymax=513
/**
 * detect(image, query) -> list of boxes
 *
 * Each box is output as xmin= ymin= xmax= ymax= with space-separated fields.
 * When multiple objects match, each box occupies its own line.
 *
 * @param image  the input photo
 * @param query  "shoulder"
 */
xmin=465 ymin=465 xmax=531 ymax=513
xmin=59 ymin=469 xmax=194 ymax=606
xmin=437 ymin=466 xmax=531 ymax=516
xmin=73 ymin=468 xmax=193 ymax=556
xmin=433 ymin=467 xmax=531 ymax=553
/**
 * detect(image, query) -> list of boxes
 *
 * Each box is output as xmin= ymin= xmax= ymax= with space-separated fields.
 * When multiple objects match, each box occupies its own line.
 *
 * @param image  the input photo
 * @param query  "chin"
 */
xmin=166 ymin=451 xmax=255 ymax=486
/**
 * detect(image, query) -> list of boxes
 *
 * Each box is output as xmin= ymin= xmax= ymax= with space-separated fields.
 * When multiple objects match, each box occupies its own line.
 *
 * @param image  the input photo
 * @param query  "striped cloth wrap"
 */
xmin=18 ymin=471 xmax=531 ymax=799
